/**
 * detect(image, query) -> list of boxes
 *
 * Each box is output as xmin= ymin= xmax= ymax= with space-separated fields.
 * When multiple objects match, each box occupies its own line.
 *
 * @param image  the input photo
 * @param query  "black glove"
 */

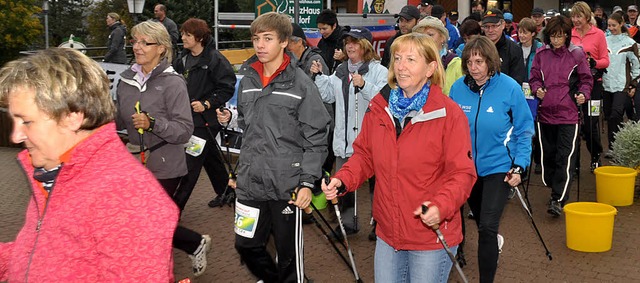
xmin=588 ymin=57 xmax=597 ymax=69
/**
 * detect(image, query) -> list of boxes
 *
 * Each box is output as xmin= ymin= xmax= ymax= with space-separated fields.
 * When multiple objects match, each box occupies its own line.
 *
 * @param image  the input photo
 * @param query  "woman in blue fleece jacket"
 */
xmin=450 ymin=36 xmax=534 ymax=283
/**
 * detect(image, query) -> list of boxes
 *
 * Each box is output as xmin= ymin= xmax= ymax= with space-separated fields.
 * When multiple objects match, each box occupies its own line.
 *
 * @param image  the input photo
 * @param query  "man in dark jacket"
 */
xmin=316 ymin=9 xmax=346 ymax=73
xmin=381 ymin=5 xmax=420 ymax=67
xmin=218 ymin=12 xmax=330 ymax=282
xmin=104 ymin=13 xmax=127 ymax=64
xmin=482 ymin=9 xmax=526 ymax=85
xmin=173 ymin=18 xmax=237 ymax=210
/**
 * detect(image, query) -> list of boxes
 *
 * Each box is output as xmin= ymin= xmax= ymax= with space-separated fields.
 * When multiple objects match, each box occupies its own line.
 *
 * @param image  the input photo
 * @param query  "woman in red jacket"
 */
xmin=322 ymin=33 xmax=477 ymax=282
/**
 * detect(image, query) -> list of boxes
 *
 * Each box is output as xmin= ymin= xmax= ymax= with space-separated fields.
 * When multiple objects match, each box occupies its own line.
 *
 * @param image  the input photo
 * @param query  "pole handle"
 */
xmin=134 ymin=101 xmax=144 ymax=134
xmin=421 ymin=204 xmax=440 ymax=230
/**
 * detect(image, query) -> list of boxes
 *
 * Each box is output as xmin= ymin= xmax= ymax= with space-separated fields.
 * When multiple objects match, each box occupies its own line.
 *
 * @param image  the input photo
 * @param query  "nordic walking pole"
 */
xmin=306 ymin=200 xmax=353 ymax=271
xmin=421 ymin=205 xmax=468 ymax=283
xmin=352 ymin=70 xmax=360 ymax=232
xmin=325 ymin=178 xmax=362 ymax=283
xmin=513 ymin=186 xmax=553 ymax=260
xmin=134 ymin=101 xmax=146 ymax=166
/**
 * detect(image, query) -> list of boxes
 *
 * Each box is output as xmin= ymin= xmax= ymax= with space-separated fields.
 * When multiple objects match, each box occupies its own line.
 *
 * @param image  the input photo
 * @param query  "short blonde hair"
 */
xmin=251 ymin=12 xmax=292 ymax=43
xmin=107 ymin=12 xmax=120 ymax=21
xmin=570 ymin=1 xmax=594 ymax=23
xmin=131 ymin=20 xmax=173 ymax=62
xmin=387 ymin=33 xmax=445 ymax=88
xmin=0 ymin=48 xmax=115 ymax=130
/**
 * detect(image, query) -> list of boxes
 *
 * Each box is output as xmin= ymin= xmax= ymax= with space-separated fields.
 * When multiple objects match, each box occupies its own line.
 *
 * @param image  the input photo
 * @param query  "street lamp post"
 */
xmin=127 ymin=0 xmax=146 ymax=24
xmin=43 ymin=0 xmax=49 ymax=49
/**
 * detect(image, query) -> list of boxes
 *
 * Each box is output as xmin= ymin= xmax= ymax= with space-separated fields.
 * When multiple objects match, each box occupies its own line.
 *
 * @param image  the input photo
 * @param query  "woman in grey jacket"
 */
xmin=116 ymin=20 xmax=210 ymax=277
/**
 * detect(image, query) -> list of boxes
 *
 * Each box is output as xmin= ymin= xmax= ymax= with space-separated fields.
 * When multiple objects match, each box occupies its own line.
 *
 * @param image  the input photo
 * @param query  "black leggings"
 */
xmin=158 ymin=177 xmax=203 ymax=254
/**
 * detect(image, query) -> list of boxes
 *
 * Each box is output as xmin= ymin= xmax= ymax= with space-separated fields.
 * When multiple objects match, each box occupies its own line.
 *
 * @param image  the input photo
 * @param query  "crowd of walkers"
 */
xmin=1 ymin=1 xmax=639 ymax=282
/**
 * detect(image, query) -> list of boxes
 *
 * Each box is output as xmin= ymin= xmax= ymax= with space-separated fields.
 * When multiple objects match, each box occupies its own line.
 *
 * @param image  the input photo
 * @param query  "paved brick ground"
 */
xmin=1 ymin=144 xmax=639 ymax=282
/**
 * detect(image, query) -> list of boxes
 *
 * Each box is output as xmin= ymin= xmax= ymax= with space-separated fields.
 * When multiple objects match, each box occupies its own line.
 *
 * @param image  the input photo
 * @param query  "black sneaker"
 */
xmin=331 ymin=225 xmax=359 ymax=242
xmin=208 ymin=195 xmax=224 ymax=207
xmin=547 ymin=199 xmax=562 ymax=217
xmin=507 ymin=187 xmax=516 ymax=200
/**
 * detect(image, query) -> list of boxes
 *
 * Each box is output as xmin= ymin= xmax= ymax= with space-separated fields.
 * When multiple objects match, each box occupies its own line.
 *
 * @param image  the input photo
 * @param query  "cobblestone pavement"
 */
xmin=1 ymin=145 xmax=639 ymax=282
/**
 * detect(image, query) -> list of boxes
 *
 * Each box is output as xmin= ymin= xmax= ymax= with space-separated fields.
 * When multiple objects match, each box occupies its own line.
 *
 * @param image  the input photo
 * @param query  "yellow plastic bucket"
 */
xmin=594 ymin=166 xmax=638 ymax=206
xmin=564 ymin=202 xmax=617 ymax=252
xmin=311 ymin=192 xmax=327 ymax=210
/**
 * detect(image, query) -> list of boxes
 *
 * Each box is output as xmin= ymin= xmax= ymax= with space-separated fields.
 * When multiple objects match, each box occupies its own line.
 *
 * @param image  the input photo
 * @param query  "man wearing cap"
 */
xmin=448 ymin=10 xmax=460 ymax=28
xmin=531 ymin=7 xmax=545 ymax=41
xmin=432 ymin=5 xmax=461 ymax=50
xmin=419 ymin=0 xmax=434 ymax=18
xmin=504 ymin=12 xmax=518 ymax=41
xmin=381 ymin=5 xmax=420 ymax=67
xmin=482 ymin=9 xmax=526 ymax=85
xmin=628 ymin=5 xmax=639 ymax=26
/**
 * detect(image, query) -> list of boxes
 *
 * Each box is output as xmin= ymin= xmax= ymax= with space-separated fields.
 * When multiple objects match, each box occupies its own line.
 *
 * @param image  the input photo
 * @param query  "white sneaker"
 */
xmin=189 ymin=234 xmax=211 ymax=277
xmin=497 ymin=234 xmax=504 ymax=254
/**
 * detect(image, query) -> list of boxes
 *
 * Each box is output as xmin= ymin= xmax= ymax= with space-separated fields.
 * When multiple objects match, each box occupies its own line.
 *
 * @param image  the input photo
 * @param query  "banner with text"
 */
xmin=255 ymin=0 xmax=323 ymax=28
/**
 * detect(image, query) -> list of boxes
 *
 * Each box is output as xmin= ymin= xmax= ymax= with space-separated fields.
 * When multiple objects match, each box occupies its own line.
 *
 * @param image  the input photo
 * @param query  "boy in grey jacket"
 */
xmin=217 ymin=12 xmax=330 ymax=282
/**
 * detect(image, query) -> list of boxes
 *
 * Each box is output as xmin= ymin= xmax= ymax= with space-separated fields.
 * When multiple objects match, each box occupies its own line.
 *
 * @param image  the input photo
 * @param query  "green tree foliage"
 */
xmin=0 ymin=0 xmax=43 ymax=64
xmin=47 ymin=0 xmax=92 ymax=46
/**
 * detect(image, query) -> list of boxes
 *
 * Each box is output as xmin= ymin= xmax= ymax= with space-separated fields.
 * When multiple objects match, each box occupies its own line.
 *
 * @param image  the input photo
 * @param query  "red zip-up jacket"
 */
xmin=0 ymin=123 xmax=178 ymax=282
xmin=334 ymin=85 xmax=477 ymax=250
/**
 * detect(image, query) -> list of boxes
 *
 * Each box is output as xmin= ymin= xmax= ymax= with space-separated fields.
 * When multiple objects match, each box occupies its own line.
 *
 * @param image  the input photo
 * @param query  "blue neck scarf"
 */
xmin=389 ymin=82 xmax=430 ymax=120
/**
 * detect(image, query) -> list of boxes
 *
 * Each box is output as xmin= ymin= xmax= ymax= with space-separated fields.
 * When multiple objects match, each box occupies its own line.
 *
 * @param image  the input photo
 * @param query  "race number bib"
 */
xmin=235 ymin=201 xmax=260 ymax=238
xmin=588 ymin=100 xmax=601 ymax=117
xmin=185 ymin=135 xmax=206 ymax=157
xmin=522 ymin=82 xmax=534 ymax=100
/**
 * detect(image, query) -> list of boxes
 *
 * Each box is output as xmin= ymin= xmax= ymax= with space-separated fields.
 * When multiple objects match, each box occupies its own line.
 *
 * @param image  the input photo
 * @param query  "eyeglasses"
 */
xmin=130 ymin=39 xmax=159 ymax=47
xmin=481 ymin=23 xmax=503 ymax=31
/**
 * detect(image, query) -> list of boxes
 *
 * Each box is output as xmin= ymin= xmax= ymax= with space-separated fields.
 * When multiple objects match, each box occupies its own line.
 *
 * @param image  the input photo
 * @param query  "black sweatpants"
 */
xmin=158 ymin=177 xmax=202 ymax=255
xmin=174 ymin=127 xmax=229 ymax=211
xmin=538 ymin=123 xmax=580 ymax=203
xmin=581 ymin=80 xmax=603 ymax=160
xmin=235 ymin=199 xmax=304 ymax=283
xmin=467 ymin=173 xmax=510 ymax=283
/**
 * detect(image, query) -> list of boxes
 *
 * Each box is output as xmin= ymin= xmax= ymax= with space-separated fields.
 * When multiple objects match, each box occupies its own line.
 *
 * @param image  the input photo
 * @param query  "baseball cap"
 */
xmin=545 ymin=9 xmax=558 ymax=19
xmin=504 ymin=12 xmax=513 ymax=22
xmin=628 ymin=5 xmax=638 ymax=12
xmin=483 ymin=9 xmax=504 ymax=24
xmin=342 ymin=26 xmax=373 ymax=43
xmin=532 ymin=7 xmax=544 ymax=16
xmin=613 ymin=6 xmax=623 ymax=14
xmin=431 ymin=5 xmax=445 ymax=19
xmin=291 ymin=23 xmax=306 ymax=41
xmin=395 ymin=5 xmax=420 ymax=21
xmin=448 ymin=10 xmax=459 ymax=21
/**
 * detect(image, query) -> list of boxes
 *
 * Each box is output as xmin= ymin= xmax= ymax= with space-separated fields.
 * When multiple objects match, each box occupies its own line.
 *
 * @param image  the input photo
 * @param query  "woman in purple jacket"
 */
xmin=529 ymin=15 xmax=593 ymax=217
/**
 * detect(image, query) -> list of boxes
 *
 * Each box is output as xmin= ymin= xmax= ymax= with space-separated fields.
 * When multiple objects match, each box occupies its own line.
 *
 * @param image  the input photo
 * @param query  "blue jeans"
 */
xmin=375 ymin=237 xmax=456 ymax=283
